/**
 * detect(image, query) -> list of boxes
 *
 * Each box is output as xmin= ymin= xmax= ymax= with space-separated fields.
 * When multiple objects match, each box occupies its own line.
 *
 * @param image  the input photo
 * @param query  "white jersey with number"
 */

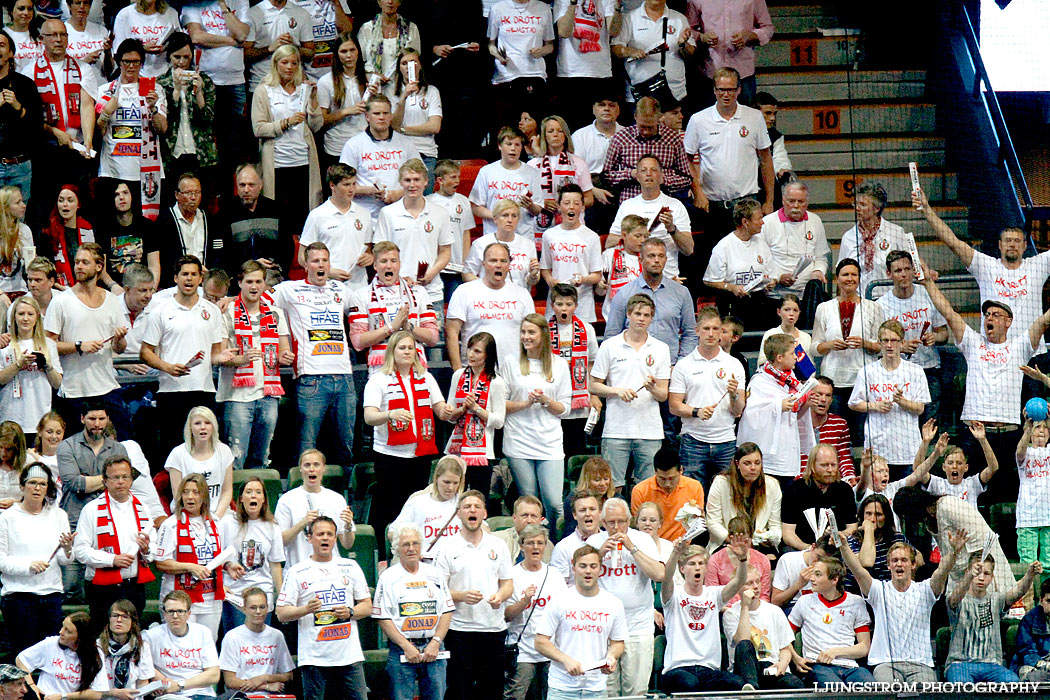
xmin=268 ymin=280 xmax=353 ymax=377
xmin=663 ymin=584 xmax=725 ymax=673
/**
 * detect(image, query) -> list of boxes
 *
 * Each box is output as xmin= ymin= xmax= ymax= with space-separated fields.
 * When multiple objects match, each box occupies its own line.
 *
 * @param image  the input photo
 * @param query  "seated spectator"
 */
xmin=26 ymin=412 xmax=64 ymax=493
xmin=705 ymin=443 xmax=781 ymax=555
xmin=41 ymin=186 xmax=93 ymax=288
xmin=16 ymin=612 xmax=103 ymax=699
xmin=758 ymin=294 xmax=811 ymax=364
xmin=762 ymin=182 xmax=830 ymax=322
xmin=801 ymin=376 xmax=856 ymax=484
xmin=770 ymin=536 xmax=829 ymax=612
xmin=95 ymin=183 xmax=160 ymax=289
xmin=0 ymin=187 xmax=33 ymax=297
xmin=1011 ymin=579 xmax=1050 ymax=682
xmin=781 ymin=444 xmax=857 ymax=551
xmin=164 ymin=407 xmax=234 ymax=520
xmin=722 ymin=566 xmax=804 ymax=690
xmin=153 ymin=174 xmax=228 ymax=280
xmin=550 ymin=490 xmax=602 ymax=582
xmin=563 ymin=456 xmax=614 ymax=540
xmin=945 ymin=554 xmax=1041 ymax=682
xmin=274 ymin=449 xmax=355 ymax=570
xmin=635 ymin=501 xmax=673 ymax=564
xmin=145 ymin=590 xmax=221 ymax=697
xmin=704 ymin=516 xmax=770 ymax=604
xmin=494 ymin=495 xmax=553 ymax=564
xmin=660 ymin=538 xmax=748 ymax=692
xmin=843 ymin=494 xmax=907 ymax=593
xmin=218 ymin=587 xmax=294 ymax=694
xmin=390 ymin=455 xmax=464 ymax=557
xmin=629 ymin=447 xmax=704 ymax=542
xmin=218 ymin=478 xmax=284 ymax=630
xmin=787 ymin=556 xmax=873 ymax=687
xmin=97 ymin=600 xmax=155 ymax=694
xmin=0 ymin=296 xmax=62 ymax=433
xmin=0 ymin=422 xmax=25 ymax=507
xmin=0 ymin=665 xmax=30 ymax=700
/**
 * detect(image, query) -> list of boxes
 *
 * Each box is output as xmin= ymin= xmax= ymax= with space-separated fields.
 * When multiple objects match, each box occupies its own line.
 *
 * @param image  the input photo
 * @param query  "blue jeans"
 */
xmin=945 ymin=662 xmax=1019 ymax=683
xmin=602 ymin=437 xmax=660 ymax=489
xmin=297 ymin=374 xmax=356 ymax=467
xmin=506 ymin=457 xmax=564 ymax=524
xmin=223 ymin=396 xmax=280 ymax=469
xmin=301 ymin=663 xmax=367 ymax=700
xmin=546 ymin=689 xmax=606 ymax=700
xmin=807 ymin=664 xmax=875 ymax=687
xmin=0 ymin=159 xmax=31 ymax=205
xmin=385 ymin=640 xmax=447 ymax=700
xmin=678 ymin=435 xmax=736 ymax=494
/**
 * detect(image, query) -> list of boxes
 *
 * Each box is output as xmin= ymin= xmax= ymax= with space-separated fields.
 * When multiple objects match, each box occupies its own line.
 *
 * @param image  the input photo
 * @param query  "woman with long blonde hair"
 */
xmin=391 ymin=454 xmax=465 ymax=553
xmin=0 ymin=186 xmax=33 ymax=293
xmin=502 ymin=313 xmax=571 ymax=523
xmin=164 ymin=406 xmax=234 ymax=519
xmin=0 ymin=421 xmax=27 ymax=509
xmin=0 ymin=296 xmax=61 ymax=435
xmin=527 ymin=114 xmax=594 ymax=226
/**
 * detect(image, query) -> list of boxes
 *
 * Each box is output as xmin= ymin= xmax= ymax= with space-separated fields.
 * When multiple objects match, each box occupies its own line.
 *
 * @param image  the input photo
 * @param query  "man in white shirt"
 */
xmin=434 ymin=490 xmax=513 ymax=700
xmin=446 ymin=241 xmax=536 ymax=370
xmin=761 ymin=181 xmax=831 ymax=323
xmin=550 ymin=491 xmax=603 ymax=581
xmin=274 ymin=448 xmax=355 ymax=569
xmin=298 ymin=163 xmax=373 ymax=295
xmin=469 ymin=127 xmax=544 ymax=240
xmin=584 ymin=498 xmax=664 ymax=697
xmin=611 ymin=0 xmax=694 ymax=103
xmin=339 ymin=95 xmax=421 ymax=223
xmin=269 ymin=242 xmax=357 ymax=468
xmin=572 ymin=93 xmax=623 ymax=225
xmin=534 ymin=544 xmax=627 ymax=699
xmin=219 ymin=587 xmax=295 ymax=694
xmin=539 ymin=183 xmax=603 ymax=322
xmin=590 ymin=293 xmax=671 ymax=492
xmin=139 ymin=254 xmax=231 ymax=454
xmin=684 ymin=66 xmax=774 ymax=236
xmin=147 ymin=590 xmax=221 ymax=697
xmin=668 ymin=307 xmax=746 ymax=492
xmin=242 ymin=0 xmax=314 ymax=92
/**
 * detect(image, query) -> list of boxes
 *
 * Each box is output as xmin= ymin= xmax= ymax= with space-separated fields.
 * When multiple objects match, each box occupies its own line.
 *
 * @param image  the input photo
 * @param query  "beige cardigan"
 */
xmin=705 ymin=473 xmax=783 ymax=551
xmin=251 ymin=84 xmax=323 ymax=210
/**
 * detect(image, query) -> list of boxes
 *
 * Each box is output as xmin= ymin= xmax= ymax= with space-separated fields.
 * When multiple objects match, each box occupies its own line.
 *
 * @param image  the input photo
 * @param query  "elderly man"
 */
xmin=585 ymin=498 xmax=663 ymax=697
xmin=0 ymin=666 xmax=29 ymax=700
xmin=154 ymin=173 xmax=229 ymax=280
xmin=222 ymin=163 xmax=285 ymax=274
xmin=703 ymin=197 xmax=774 ymax=328
xmin=115 ymin=263 xmax=155 ymax=373
xmin=494 ymin=495 xmax=554 ymax=564
xmin=761 ymin=181 xmax=831 ymax=322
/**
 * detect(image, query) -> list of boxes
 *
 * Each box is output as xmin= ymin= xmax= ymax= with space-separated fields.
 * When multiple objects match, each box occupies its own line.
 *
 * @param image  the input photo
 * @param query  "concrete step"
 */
xmin=813 ymin=205 xmax=970 ymax=240
xmin=757 ymin=69 xmax=927 ymax=102
xmin=767 ymin=5 xmax=844 ymax=35
xmin=800 ymin=170 xmax=957 ymax=209
xmin=776 ymin=100 xmax=936 ymax=136
xmin=757 ymin=34 xmax=859 ymax=69
xmin=787 ymin=135 xmax=946 ymax=172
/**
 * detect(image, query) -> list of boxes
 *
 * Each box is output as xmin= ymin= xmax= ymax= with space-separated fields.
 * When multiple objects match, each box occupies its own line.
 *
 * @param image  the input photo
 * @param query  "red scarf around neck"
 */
xmin=549 ymin=315 xmax=590 ymax=410
xmin=386 ymin=370 xmax=438 ymax=457
xmin=447 ymin=367 xmax=492 ymax=466
xmin=537 ymin=152 xmax=576 ymax=229
xmin=46 ymin=214 xmax=94 ymax=287
xmin=762 ymin=362 xmax=808 ymax=413
xmin=34 ymin=56 xmax=82 ymax=130
xmin=363 ymin=278 xmax=426 ymax=368
xmin=571 ymin=0 xmax=603 ymax=52
xmin=92 ymin=491 xmax=156 ymax=586
xmin=608 ymin=247 xmax=639 ymax=302
xmin=174 ymin=512 xmax=224 ymax=603
xmin=232 ymin=295 xmax=284 ymax=395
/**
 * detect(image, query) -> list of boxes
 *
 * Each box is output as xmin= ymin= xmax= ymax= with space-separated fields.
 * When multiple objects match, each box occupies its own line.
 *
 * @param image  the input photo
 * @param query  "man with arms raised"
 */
xmin=274 ymin=448 xmax=355 ymax=569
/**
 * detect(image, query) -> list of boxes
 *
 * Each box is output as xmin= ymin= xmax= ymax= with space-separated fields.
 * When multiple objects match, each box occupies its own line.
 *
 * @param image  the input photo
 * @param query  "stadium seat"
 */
xmin=344 ymin=523 xmax=380 ymax=586
xmin=487 ymin=515 xmax=514 ymax=531
xmin=287 ymin=463 xmax=348 ymax=497
xmin=651 ymin=634 xmax=666 ymax=691
xmin=231 ymin=468 xmax=282 ymax=512
xmin=567 ymin=454 xmax=591 ymax=486
xmin=363 ymin=648 xmax=390 ymax=698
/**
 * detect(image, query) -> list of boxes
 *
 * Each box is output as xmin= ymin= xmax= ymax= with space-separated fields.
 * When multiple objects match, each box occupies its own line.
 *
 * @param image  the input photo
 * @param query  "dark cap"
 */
xmin=982 ymin=300 xmax=1013 ymax=319
xmin=0 ymin=666 xmax=28 ymax=683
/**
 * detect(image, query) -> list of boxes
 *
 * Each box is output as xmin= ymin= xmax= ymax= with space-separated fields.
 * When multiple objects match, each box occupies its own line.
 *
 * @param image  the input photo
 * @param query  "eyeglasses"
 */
xmin=984 ymin=311 xmax=1009 ymax=319
xmin=714 ymin=86 xmax=739 ymax=93
xmin=164 ymin=608 xmax=189 ymax=616
xmin=109 ymin=612 xmax=131 ymax=621
xmin=121 ymin=59 xmax=142 ymax=66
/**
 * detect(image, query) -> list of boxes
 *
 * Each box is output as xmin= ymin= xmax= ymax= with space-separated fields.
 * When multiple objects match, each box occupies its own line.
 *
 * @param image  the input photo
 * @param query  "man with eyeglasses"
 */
xmin=219 ymin=587 xmax=294 ymax=695
xmin=146 ymin=590 xmax=221 ymax=698
xmin=155 ymin=172 xmax=229 ymax=282
xmin=72 ymin=455 xmax=156 ymax=630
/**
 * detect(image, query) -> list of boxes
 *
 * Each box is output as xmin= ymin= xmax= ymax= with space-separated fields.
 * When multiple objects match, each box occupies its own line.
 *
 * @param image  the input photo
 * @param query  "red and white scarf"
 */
xmin=385 ymin=370 xmax=438 ymax=457
xmin=608 ymin=247 xmax=639 ymax=303
xmin=858 ymin=220 xmax=879 ymax=272
xmin=572 ymin=0 xmax=603 ymax=52
xmin=174 ymin=512 xmax=224 ymax=603
xmin=33 ymin=56 xmax=82 ymax=131
xmin=549 ymin=315 xmax=590 ymax=410
xmin=537 ymin=152 xmax=576 ymax=229
xmin=362 ymin=278 xmax=427 ymax=368
xmin=97 ymin=80 xmax=162 ymax=220
xmin=447 ymin=367 xmax=492 ymax=466
xmin=92 ymin=491 xmax=155 ymax=586
xmin=762 ymin=361 xmax=809 ymax=413
xmin=231 ymin=295 xmax=284 ymax=396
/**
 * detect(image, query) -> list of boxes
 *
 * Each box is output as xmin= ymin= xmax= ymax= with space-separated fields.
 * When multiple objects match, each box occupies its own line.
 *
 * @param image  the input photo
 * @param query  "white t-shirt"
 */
xmin=17 ymin=636 xmax=106 ymax=695
xmin=469 ymin=160 xmax=543 ymax=238
xmin=535 ymin=586 xmax=628 ymax=692
xmin=7 ymin=29 xmax=41 ymax=74
xmin=434 ymin=532 xmax=512 ymax=632
xmin=591 ymin=332 xmax=672 ymax=440
xmin=500 ymin=355 xmax=572 ymax=460
xmin=787 ymin=591 xmax=870 ymax=668
xmin=374 ymin=198 xmax=454 ymax=303
xmin=1017 ymin=445 xmax=1050 ymax=528
xmin=218 ymin=625 xmax=294 ymax=681
xmin=362 ymin=370 xmax=446 ymax=458
xmin=299 ymin=199 xmax=373 ymax=293
xmin=612 ymin=6 xmax=690 ymax=100
xmin=316 ymin=73 xmax=366 ymax=156
xmin=926 ymin=474 xmax=985 ymax=507
xmin=609 ymin=193 xmax=690 ymax=277
xmin=164 ymin=444 xmax=234 ymax=514
xmin=662 ymin=583 xmax=725 ymax=672
xmin=0 ymin=338 xmax=60 ymax=432
xmin=111 ymin=5 xmax=181 ymax=77
xmin=339 ymin=130 xmax=422 ymax=221
xmin=218 ymin=514 xmax=286 ymax=607
xmin=155 ymin=514 xmax=226 ymax=601
xmin=703 ymin=231 xmax=772 ymax=290
xmin=585 ymin=529 xmax=659 ymax=634
xmin=446 ymin=279 xmax=535 ymax=367
xmin=464 ymin=232 xmax=537 ymax=290
xmin=0 ymin=222 xmax=32 ymax=293
xmin=865 ymin=579 xmax=937 ymax=667
xmin=487 ymin=0 xmax=555 ymax=84
xmin=391 ymin=493 xmax=461 ymax=555
xmin=140 ymin=294 xmax=224 ymax=393
xmin=244 ymin=1 xmax=313 ymax=90
xmin=761 ymin=210 xmax=831 ymax=294
xmin=372 ymin=561 xmax=455 ymax=640
xmin=43 ymin=287 xmax=123 ymax=398
xmin=180 ymin=0 xmax=249 ymax=85
xmin=684 ymin=104 xmax=771 ymax=200
xmin=144 ymin=622 xmax=220 ymax=695
xmin=95 ymin=80 xmax=168 ymax=181
xmin=552 ymin=0 xmax=615 ymax=77
xmin=549 ymin=529 xmax=587 ymax=582
xmin=722 ymin=600 xmax=795 ymax=671
xmin=18 ymin=58 xmax=97 ymax=142
xmin=505 ymin=563 xmax=569 ymax=661
xmin=217 ymin=303 xmax=290 ymax=403
xmin=395 ymin=85 xmax=442 ymax=157
xmin=875 ymin=286 xmax=946 ymax=369
xmin=539 ymin=224 xmax=602 ymax=322
xmin=957 ymin=326 xmax=1035 ymax=425
xmin=273 ymin=486 xmax=353 ymax=569
xmin=264 ymin=83 xmax=311 ymax=168
xmin=427 ymin=192 xmax=472 ymax=272
xmin=848 ymin=359 xmax=930 ymax=464
xmin=268 ymin=280 xmax=353 ymax=377
xmin=277 ymin=556 xmax=370 ymax=665
xmin=968 ymin=250 xmax=1050 ymax=336
xmin=96 ymin=638 xmax=155 ymax=691
xmin=670 ymin=347 xmax=745 ymax=444
xmin=65 ymin=21 xmax=109 ymax=87
xmin=291 ymin=0 xmax=346 ymax=79
xmin=771 ymin=550 xmax=812 ymax=604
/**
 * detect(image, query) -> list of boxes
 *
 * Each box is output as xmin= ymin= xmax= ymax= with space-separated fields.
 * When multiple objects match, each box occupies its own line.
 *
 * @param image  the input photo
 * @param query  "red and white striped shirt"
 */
xmin=800 ymin=413 xmax=855 ymax=480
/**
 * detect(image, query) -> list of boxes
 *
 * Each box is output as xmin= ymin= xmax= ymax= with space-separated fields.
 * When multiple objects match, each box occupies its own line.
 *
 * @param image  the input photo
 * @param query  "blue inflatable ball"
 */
xmin=1026 ymin=397 xmax=1049 ymax=422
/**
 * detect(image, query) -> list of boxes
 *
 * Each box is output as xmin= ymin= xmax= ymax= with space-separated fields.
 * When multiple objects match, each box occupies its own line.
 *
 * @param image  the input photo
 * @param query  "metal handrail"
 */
xmin=865 ymin=273 xmax=976 ymax=301
xmin=959 ymin=5 xmax=1035 ymax=230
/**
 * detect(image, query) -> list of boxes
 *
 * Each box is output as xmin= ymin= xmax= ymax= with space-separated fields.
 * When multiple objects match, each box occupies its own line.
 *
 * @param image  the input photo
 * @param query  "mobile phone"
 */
xmin=32 ymin=351 xmax=46 ymax=371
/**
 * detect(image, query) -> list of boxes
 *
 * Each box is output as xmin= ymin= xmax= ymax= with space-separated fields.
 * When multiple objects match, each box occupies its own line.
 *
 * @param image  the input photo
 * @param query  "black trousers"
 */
xmin=444 ymin=629 xmax=507 ymax=700
xmin=733 ymin=639 xmax=805 ymax=690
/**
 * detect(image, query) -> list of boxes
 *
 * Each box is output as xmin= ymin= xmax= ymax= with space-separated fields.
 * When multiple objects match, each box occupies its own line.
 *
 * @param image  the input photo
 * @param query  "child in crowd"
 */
xmin=428 ymin=160 xmax=474 ymax=308
xmin=1015 ymin=418 xmax=1050 ymax=570
xmin=547 ymin=283 xmax=600 ymax=459
xmin=771 ymin=535 xmax=832 ymax=613
xmin=758 ymin=294 xmax=811 ymax=364
xmin=720 ymin=316 xmax=751 ymax=383
xmin=912 ymin=419 xmax=999 ymax=506
xmin=597 ymin=214 xmax=647 ymax=321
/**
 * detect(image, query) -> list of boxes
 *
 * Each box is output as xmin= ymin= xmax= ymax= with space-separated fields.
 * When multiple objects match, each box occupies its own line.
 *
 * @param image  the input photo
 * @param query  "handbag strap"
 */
xmin=660 ymin=17 xmax=667 ymax=68
xmin=516 ymin=564 xmax=551 ymax=645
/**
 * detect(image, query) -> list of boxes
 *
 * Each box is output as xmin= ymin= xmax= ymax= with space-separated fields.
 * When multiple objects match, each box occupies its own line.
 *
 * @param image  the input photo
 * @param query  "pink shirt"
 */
xmin=703 ymin=547 xmax=771 ymax=604
xmin=685 ymin=0 xmax=774 ymax=78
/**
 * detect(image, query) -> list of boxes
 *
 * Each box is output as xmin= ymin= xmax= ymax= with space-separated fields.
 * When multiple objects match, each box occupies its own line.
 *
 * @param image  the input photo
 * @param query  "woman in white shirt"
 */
xmin=0 ymin=186 xmax=35 ymax=293
xmin=391 ymin=454 xmax=464 ymax=555
xmin=5 ymin=0 xmax=41 ymax=72
xmin=17 ymin=611 xmax=103 ymax=700
xmin=704 ymin=442 xmax=783 ymax=555
xmin=635 ymin=501 xmax=673 ymax=562
xmin=251 ymin=44 xmax=323 ymax=241
xmin=836 ymin=181 xmax=921 ymax=298
xmin=390 ymin=48 xmax=441 ymax=186
xmin=445 ymin=331 xmax=507 ymax=496
xmin=501 ymin=313 xmax=571 ymax=524
xmin=218 ymin=476 xmax=284 ymax=630
xmin=97 ymin=599 xmax=155 ymax=697
xmin=0 ymin=296 xmax=62 ymax=434
xmin=27 ymin=411 xmax=64 ymax=500
xmin=0 ymin=464 xmax=71 ymax=658
xmin=463 ymin=199 xmax=540 ymax=289
xmin=317 ymin=32 xmax=370 ymax=173
xmin=527 ymin=115 xmax=593 ymax=228
xmin=363 ymin=330 xmax=451 ymax=539
xmin=0 ymin=421 xmax=27 ymax=508
xmin=111 ymin=0 xmax=181 ymax=78
xmin=164 ymin=406 xmax=234 ymax=520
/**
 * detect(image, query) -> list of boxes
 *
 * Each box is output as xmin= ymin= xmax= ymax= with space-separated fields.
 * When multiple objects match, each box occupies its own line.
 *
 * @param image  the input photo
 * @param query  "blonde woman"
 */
xmin=391 ymin=454 xmax=464 ymax=554
xmin=0 ymin=421 xmax=27 ymax=509
xmin=0 ymin=186 xmax=34 ymax=293
xmin=526 ymin=115 xmax=594 ymax=225
xmin=363 ymin=330 xmax=451 ymax=537
xmin=0 ymin=297 xmax=61 ymax=434
xmin=463 ymin=198 xmax=540 ymax=289
xmin=501 ymin=313 xmax=570 ymax=523
xmin=560 ymin=456 xmax=613 ymax=538
xmin=111 ymin=0 xmax=181 ymax=77
xmin=251 ymin=44 xmax=323 ymax=237
xmin=164 ymin=407 xmax=234 ymax=519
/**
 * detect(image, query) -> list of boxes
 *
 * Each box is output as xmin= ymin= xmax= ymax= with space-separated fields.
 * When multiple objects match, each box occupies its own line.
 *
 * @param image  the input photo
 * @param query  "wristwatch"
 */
xmin=431 ymin=635 xmax=443 ymax=643
xmin=178 ymin=680 xmax=186 ymax=691
xmin=691 ymin=406 xmax=700 ymax=418
xmin=75 ymin=341 xmax=83 ymax=355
